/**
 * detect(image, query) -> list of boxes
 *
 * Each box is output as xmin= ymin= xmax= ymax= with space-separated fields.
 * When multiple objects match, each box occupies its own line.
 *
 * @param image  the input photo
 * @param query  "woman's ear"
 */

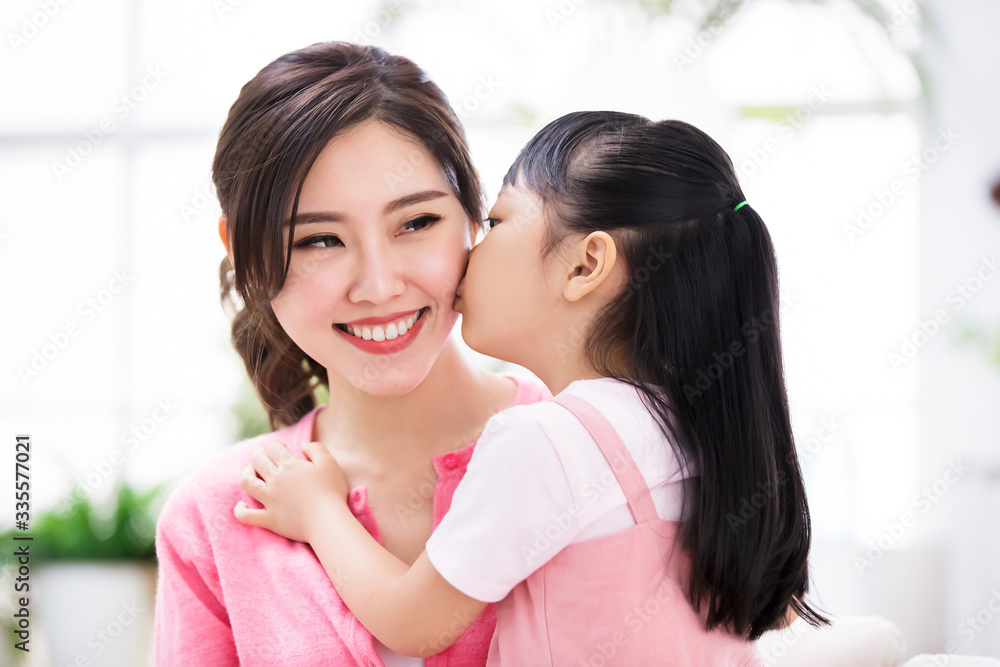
xmin=563 ymin=231 xmax=621 ymax=302
xmin=219 ymin=215 xmax=235 ymax=267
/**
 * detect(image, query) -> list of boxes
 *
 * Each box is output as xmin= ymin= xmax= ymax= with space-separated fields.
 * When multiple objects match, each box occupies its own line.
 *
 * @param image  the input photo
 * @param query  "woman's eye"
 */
xmin=295 ymin=234 xmax=342 ymax=249
xmin=401 ymin=215 xmax=441 ymax=233
xmin=486 ymin=217 xmax=501 ymax=229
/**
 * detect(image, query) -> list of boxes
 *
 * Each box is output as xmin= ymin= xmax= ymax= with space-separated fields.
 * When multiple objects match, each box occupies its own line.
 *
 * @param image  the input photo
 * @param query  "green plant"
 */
xmin=0 ymin=483 xmax=164 ymax=563
xmin=957 ymin=323 xmax=1000 ymax=369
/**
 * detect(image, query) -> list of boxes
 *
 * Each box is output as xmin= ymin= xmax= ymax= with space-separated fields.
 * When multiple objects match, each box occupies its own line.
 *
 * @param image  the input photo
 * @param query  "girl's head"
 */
xmin=463 ymin=111 xmax=824 ymax=638
xmin=213 ymin=42 xmax=484 ymax=428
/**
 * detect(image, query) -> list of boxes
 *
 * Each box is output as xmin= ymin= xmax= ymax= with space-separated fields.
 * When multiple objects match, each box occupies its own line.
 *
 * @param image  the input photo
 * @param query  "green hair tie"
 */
xmin=733 ymin=200 xmax=749 ymax=212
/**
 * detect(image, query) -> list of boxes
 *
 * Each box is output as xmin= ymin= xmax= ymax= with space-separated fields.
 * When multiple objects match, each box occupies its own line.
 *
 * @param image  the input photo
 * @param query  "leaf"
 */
xmin=0 ymin=483 xmax=165 ymax=563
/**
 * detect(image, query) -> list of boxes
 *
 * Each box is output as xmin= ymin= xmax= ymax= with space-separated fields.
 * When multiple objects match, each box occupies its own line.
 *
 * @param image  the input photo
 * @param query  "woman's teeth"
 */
xmin=342 ymin=309 xmax=424 ymax=341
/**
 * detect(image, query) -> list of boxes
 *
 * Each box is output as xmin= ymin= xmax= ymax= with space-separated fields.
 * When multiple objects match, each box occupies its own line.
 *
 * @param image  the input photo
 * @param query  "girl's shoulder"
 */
xmin=487 ymin=375 xmax=629 ymax=412
xmin=483 ymin=377 xmax=672 ymax=462
xmin=501 ymin=376 xmax=645 ymax=421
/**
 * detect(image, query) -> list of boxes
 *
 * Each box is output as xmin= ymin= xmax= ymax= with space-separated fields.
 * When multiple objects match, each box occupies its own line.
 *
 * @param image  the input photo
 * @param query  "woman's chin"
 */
xmin=345 ymin=366 xmax=431 ymax=397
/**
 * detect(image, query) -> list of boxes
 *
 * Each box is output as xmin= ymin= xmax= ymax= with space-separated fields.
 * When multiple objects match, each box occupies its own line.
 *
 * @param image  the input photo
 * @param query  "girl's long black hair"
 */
xmin=506 ymin=111 xmax=827 ymax=639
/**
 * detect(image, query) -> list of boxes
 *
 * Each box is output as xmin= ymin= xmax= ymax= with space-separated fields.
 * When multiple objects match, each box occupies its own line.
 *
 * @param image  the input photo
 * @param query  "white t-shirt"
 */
xmin=425 ymin=377 xmax=693 ymax=604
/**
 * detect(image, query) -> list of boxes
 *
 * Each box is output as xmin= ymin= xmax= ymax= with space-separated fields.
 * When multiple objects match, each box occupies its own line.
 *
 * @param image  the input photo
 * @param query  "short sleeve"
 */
xmin=154 ymin=483 xmax=239 ymax=666
xmin=425 ymin=405 xmax=579 ymax=603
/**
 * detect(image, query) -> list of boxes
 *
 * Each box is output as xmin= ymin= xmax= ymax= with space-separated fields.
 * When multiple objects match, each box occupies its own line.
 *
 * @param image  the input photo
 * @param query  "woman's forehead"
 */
xmin=295 ymin=122 xmax=458 ymax=216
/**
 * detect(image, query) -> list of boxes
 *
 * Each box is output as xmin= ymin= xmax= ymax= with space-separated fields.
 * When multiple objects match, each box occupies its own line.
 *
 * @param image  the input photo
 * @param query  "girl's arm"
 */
xmin=233 ymin=441 xmax=487 ymax=657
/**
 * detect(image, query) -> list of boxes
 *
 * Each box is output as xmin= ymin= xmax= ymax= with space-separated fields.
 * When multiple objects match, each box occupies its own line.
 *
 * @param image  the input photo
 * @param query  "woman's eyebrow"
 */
xmin=286 ymin=190 xmax=450 ymax=227
xmin=289 ymin=211 xmax=343 ymax=226
xmin=384 ymin=189 xmax=449 ymax=214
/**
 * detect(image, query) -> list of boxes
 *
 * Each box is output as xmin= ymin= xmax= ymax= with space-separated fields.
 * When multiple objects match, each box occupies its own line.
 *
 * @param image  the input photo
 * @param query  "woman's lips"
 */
xmin=340 ymin=309 xmax=423 ymax=327
xmin=334 ymin=307 xmax=428 ymax=355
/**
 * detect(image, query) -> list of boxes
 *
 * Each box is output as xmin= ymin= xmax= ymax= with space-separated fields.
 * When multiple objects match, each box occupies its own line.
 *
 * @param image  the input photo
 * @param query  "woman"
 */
xmin=153 ymin=42 xmax=549 ymax=666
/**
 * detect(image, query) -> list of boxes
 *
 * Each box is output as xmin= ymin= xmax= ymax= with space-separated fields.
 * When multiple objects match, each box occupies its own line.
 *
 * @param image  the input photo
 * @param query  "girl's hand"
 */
xmin=234 ymin=441 xmax=348 ymax=544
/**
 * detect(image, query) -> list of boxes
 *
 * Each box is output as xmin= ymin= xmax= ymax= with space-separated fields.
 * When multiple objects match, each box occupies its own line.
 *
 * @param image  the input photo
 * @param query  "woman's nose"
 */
xmin=347 ymin=243 xmax=406 ymax=305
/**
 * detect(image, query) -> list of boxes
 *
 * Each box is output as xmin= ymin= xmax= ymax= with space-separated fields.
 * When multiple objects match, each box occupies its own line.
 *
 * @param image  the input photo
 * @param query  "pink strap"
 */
xmin=553 ymin=395 xmax=659 ymax=525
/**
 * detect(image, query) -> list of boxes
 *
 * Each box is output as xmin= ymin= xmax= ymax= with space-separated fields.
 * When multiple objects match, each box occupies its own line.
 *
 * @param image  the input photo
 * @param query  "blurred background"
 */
xmin=1 ymin=0 xmax=998 ymax=664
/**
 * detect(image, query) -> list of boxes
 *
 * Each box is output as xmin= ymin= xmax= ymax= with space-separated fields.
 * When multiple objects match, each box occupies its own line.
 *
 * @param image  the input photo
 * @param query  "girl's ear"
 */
xmin=563 ymin=231 xmax=620 ymax=302
xmin=219 ymin=215 xmax=235 ymax=267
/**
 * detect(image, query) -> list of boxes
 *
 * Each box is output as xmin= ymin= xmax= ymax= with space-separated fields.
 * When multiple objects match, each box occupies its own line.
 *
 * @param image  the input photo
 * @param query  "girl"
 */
xmin=153 ymin=42 xmax=551 ymax=666
xmin=235 ymin=111 xmax=827 ymax=664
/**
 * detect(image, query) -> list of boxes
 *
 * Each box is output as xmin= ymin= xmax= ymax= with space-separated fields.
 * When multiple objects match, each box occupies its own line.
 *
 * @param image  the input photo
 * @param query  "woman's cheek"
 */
xmin=269 ymin=288 xmax=292 ymax=324
xmin=418 ymin=250 xmax=466 ymax=303
xmin=274 ymin=262 xmax=312 ymax=299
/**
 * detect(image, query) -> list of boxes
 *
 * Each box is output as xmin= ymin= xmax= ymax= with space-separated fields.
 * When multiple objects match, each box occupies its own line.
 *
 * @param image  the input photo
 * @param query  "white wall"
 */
xmin=920 ymin=0 xmax=1000 ymax=657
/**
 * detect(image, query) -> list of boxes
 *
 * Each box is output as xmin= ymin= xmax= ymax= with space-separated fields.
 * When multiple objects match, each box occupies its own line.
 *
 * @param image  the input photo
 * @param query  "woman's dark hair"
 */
xmin=213 ymin=42 xmax=484 ymax=429
xmin=506 ymin=111 xmax=827 ymax=639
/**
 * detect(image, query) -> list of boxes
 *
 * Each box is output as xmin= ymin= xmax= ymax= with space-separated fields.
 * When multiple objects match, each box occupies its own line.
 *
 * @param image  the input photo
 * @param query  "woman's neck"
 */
xmin=314 ymin=337 xmax=509 ymax=465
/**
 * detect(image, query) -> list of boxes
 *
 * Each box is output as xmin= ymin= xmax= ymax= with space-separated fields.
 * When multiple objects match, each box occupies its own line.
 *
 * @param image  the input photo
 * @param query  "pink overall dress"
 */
xmin=486 ymin=394 xmax=762 ymax=666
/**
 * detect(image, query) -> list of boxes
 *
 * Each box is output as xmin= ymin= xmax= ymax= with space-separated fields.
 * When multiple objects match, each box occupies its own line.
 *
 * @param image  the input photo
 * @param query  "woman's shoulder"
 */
xmin=157 ymin=414 xmax=315 ymax=530
xmin=507 ymin=372 xmax=553 ymax=406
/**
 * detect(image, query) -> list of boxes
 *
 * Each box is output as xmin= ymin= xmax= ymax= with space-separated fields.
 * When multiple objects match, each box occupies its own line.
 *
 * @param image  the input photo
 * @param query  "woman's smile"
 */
xmin=333 ymin=307 xmax=430 ymax=354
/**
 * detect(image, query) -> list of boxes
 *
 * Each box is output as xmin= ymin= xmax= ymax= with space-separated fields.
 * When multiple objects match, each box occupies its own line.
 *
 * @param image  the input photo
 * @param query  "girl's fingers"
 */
xmin=300 ymin=440 xmax=330 ymax=464
xmin=263 ymin=441 xmax=295 ymax=466
xmin=251 ymin=446 xmax=279 ymax=480
xmin=239 ymin=462 xmax=267 ymax=499
xmin=233 ymin=501 xmax=268 ymax=528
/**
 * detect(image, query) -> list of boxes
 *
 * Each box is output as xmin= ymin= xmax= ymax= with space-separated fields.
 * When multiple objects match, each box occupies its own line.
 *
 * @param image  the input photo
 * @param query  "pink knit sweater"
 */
xmin=154 ymin=376 xmax=550 ymax=666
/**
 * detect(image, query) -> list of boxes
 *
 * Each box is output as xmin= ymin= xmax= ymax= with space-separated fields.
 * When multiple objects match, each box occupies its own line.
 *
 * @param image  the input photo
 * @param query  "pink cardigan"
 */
xmin=154 ymin=376 xmax=550 ymax=666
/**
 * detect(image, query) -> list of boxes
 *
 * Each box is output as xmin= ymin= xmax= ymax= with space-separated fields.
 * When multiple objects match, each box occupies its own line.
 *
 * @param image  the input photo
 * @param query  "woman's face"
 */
xmin=271 ymin=120 xmax=476 ymax=396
